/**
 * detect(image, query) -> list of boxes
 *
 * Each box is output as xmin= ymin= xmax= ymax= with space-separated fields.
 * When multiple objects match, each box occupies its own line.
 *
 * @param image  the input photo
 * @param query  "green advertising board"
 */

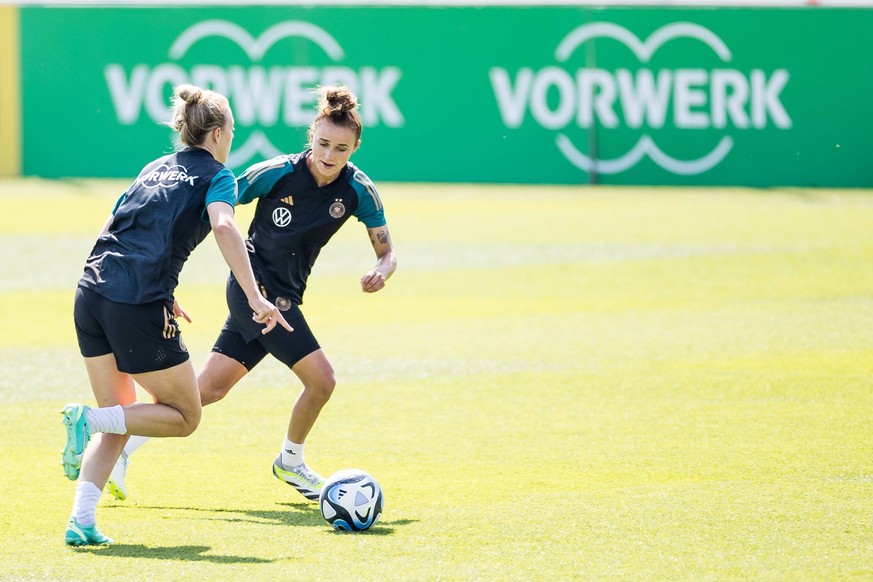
xmin=19 ymin=6 xmax=873 ymax=186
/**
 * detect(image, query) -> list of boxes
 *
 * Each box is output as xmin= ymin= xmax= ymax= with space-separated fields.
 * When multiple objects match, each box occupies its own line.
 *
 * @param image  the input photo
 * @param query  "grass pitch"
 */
xmin=0 ymin=179 xmax=871 ymax=580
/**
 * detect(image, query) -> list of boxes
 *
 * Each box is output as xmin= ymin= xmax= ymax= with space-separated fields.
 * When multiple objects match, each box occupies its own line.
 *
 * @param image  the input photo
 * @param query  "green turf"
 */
xmin=0 ymin=179 xmax=870 ymax=579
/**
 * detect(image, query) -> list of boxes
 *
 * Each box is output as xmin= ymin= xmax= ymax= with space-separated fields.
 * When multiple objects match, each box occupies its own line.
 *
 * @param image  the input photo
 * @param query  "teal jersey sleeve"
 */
xmin=237 ymin=155 xmax=294 ymax=205
xmin=111 ymin=184 xmax=134 ymax=214
xmin=350 ymin=168 xmax=387 ymax=228
xmin=202 ymin=167 xmax=237 ymax=222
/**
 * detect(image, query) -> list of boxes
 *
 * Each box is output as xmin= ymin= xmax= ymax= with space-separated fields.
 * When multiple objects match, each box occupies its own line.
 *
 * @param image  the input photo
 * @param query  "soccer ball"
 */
xmin=319 ymin=469 xmax=383 ymax=532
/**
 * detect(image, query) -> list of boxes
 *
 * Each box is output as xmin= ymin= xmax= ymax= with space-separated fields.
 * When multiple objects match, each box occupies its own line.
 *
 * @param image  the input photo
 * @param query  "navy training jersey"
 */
xmin=237 ymin=150 xmax=386 ymax=305
xmin=79 ymin=148 xmax=237 ymax=304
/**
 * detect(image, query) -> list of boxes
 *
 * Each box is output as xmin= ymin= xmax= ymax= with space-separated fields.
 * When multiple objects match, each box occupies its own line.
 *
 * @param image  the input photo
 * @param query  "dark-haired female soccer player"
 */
xmin=60 ymin=84 xmax=289 ymax=546
xmin=112 ymin=85 xmax=397 ymax=503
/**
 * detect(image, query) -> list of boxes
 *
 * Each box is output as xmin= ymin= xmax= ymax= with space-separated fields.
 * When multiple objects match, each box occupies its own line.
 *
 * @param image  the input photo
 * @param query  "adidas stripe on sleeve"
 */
xmin=237 ymin=155 xmax=293 ymax=205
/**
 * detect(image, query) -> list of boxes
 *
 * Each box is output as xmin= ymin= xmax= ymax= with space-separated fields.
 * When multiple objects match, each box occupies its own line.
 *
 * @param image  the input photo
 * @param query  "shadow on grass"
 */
xmin=110 ymin=502 xmax=323 ymax=527
xmin=322 ymin=519 xmax=418 ymax=536
xmin=109 ymin=503 xmax=419 ymax=533
xmin=75 ymin=544 xmax=274 ymax=563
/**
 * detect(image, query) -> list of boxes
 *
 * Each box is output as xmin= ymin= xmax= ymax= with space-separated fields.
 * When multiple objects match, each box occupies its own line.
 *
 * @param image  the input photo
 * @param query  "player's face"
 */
xmin=308 ymin=120 xmax=360 ymax=186
xmin=214 ymin=108 xmax=235 ymax=164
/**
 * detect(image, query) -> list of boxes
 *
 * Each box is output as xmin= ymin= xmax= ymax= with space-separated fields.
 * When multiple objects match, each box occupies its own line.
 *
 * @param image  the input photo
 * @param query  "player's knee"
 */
xmin=199 ymin=378 xmax=231 ymax=406
xmin=308 ymin=374 xmax=335 ymax=404
xmin=322 ymin=377 xmax=336 ymax=401
xmin=178 ymin=406 xmax=202 ymax=437
xmin=197 ymin=375 xmax=233 ymax=406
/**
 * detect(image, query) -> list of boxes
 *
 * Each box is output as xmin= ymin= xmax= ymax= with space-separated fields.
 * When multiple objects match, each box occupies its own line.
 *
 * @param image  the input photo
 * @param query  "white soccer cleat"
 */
xmin=272 ymin=453 xmax=324 ymax=501
xmin=106 ymin=453 xmax=129 ymax=501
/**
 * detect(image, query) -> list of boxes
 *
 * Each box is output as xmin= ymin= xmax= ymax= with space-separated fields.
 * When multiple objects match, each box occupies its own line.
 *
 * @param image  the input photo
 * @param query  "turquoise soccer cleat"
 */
xmin=60 ymin=403 xmax=91 ymax=481
xmin=65 ymin=517 xmax=112 ymax=546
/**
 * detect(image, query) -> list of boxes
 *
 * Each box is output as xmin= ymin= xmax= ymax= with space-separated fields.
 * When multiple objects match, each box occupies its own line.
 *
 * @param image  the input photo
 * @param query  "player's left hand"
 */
xmin=360 ymin=270 xmax=387 ymax=293
xmin=173 ymin=300 xmax=192 ymax=323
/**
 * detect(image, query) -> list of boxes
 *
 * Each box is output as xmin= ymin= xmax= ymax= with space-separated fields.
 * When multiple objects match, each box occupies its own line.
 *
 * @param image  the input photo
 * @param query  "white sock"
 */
xmin=123 ymin=435 xmax=150 ymax=457
xmin=281 ymin=437 xmax=305 ymax=467
xmin=85 ymin=405 xmax=127 ymax=435
xmin=71 ymin=481 xmax=101 ymax=526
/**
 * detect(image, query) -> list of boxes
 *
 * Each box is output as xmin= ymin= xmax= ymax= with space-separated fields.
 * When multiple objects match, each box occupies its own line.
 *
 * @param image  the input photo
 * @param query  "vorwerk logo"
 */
xmin=139 ymin=164 xmax=198 ymax=188
xmin=490 ymin=22 xmax=792 ymax=175
xmin=104 ymin=20 xmax=404 ymax=169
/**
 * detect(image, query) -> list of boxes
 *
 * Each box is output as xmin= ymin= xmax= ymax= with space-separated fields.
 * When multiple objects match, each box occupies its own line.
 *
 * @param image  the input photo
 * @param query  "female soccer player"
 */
xmin=112 ymin=85 xmax=397 ymax=503
xmin=62 ymin=84 xmax=290 ymax=546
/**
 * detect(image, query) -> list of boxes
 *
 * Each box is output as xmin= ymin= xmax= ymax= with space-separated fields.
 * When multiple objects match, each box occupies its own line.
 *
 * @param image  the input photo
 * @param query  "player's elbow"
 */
xmin=211 ymin=219 xmax=238 ymax=241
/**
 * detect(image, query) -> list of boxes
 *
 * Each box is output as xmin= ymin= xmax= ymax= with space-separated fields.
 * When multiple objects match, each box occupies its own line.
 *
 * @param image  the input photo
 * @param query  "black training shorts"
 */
xmin=211 ymin=275 xmax=320 ymax=370
xmin=73 ymin=286 xmax=190 ymax=374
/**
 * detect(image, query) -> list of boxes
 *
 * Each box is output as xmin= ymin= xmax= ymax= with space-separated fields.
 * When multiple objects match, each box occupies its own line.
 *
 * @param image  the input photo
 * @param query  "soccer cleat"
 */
xmin=272 ymin=453 xmax=324 ymax=501
xmin=106 ymin=453 xmax=129 ymax=501
xmin=60 ymin=403 xmax=91 ymax=481
xmin=65 ymin=517 xmax=112 ymax=546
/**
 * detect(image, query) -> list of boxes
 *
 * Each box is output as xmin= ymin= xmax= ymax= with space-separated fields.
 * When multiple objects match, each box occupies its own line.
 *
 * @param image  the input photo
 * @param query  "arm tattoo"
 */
xmin=371 ymin=229 xmax=390 ymax=246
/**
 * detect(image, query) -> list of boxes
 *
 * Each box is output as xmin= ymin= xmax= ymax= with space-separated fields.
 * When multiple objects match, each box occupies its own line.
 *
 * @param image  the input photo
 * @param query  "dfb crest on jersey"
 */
xmin=329 ymin=199 xmax=346 ymax=218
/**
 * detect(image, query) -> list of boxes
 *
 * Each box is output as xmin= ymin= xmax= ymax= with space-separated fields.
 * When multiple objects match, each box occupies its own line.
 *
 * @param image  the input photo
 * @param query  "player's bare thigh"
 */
xmin=198 ymin=351 xmax=249 ymax=405
xmin=292 ymin=349 xmax=335 ymax=392
xmin=82 ymin=353 xmax=137 ymax=407
xmin=131 ymin=360 xmax=202 ymax=433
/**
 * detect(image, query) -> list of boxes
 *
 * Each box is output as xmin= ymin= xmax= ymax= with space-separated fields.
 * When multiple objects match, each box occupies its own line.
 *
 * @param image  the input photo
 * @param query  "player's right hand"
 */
xmin=251 ymin=299 xmax=293 ymax=334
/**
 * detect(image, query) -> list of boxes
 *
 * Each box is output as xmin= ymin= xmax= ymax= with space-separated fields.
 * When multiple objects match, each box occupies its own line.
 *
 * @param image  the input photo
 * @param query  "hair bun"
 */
xmin=176 ymin=84 xmax=204 ymax=105
xmin=164 ymin=84 xmax=229 ymax=149
xmin=324 ymin=87 xmax=358 ymax=113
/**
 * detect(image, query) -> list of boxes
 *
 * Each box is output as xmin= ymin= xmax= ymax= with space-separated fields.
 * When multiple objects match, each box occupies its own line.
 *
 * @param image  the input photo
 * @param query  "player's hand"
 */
xmin=360 ymin=270 xmax=387 ymax=293
xmin=250 ymin=298 xmax=293 ymax=334
xmin=173 ymin=300 xmax=192 ymax=323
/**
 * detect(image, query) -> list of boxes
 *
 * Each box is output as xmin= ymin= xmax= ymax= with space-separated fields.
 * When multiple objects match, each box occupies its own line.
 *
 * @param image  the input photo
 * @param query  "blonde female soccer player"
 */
xmin=62 ymin=84 xmax=289 ymax=546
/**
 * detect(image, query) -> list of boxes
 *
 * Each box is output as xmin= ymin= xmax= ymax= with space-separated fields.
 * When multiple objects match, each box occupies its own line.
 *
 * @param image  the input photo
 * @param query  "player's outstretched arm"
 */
xmin=361 ymin=224 xmax=396 ymax=293
xmin=207 ymin=201 xmax=292 ymax=334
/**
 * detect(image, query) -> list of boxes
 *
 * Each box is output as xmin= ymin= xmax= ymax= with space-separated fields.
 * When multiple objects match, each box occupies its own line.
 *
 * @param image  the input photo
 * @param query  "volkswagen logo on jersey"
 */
xmin=329 ymin=200 xmax=346 ymax=219
xmin=273 ymin=207 xmax=292 ymax=227
xmin=140 ymin=164 xmax=198 ymax=188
